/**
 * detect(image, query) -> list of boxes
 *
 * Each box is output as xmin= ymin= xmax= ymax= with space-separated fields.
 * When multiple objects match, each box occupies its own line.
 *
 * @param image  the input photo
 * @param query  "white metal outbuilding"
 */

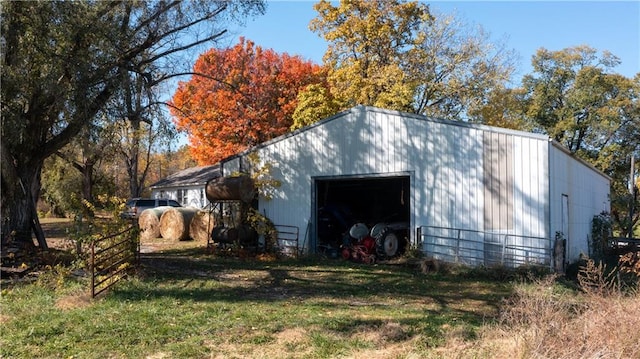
xmin=220 ymin=105 xmax=610 ymax=269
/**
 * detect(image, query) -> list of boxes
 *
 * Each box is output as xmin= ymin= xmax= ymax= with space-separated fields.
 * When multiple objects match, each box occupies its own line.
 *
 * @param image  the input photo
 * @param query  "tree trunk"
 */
xmin=1 ymin=160 xmax=48 ymax=250
xmin=127 ymin=131 xmax=141 ymax=198
xmin=63 ymin=152 xmax=98 ymax=217
xmin=55 ymin=147 xmax=100 ymax=217
xmin=124 ymin=116 xmax=154 ymax=199
xmin=81 ymin=163 xmax=95 ymax=217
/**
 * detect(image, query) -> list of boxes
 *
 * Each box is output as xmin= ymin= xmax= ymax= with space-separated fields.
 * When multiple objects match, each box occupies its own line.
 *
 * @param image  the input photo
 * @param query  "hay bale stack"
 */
xmin=189 ymin=210 xmax=216 ymax=242
xmin=159 ymin=207 xmax=199 ymax=241
xmin=138 ymin=206 xmax=174 ymax=240
xmin=205 ymin=175 xmax=255 ymax=203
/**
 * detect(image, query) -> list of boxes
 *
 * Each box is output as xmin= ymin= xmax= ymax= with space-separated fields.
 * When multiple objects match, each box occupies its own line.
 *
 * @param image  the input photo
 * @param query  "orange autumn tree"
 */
xmin=171 ymin=37 xmax=326 ymax=165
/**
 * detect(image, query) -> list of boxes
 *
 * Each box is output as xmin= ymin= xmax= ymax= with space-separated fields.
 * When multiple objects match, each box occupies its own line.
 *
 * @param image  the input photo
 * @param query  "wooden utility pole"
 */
xmin=630 ymin=156 xmax=636 ymax=238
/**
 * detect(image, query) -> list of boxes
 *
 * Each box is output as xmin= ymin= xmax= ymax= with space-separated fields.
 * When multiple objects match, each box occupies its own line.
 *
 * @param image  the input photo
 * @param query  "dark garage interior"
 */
xmin=315 ymin=176 xmax=410 ymax=255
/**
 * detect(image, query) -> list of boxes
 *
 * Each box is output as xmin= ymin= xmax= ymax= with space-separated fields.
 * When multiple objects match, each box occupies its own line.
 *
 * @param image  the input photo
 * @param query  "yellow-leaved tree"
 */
xmin=299 ymin=0 xmax=517 ymax=124
xmin=310 ymin=0 xmax=428 ymax=112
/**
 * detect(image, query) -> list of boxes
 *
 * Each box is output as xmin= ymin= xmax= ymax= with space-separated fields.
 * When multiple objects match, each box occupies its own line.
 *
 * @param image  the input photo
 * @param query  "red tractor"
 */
xmin=341 ymin=221 xmax=408 ymax=263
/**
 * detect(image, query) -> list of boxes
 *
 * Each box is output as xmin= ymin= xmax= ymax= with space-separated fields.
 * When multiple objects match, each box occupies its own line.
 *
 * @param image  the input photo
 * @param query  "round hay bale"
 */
xmin=205 ymin=175 xmax=255 ymax=203
xmin=189 ymin=210 xmax=216 ymax=242
xmin=159 ymin=207 xmax=199 ymax=241
xmin=138 ymin=206 xmax=174 ymax=240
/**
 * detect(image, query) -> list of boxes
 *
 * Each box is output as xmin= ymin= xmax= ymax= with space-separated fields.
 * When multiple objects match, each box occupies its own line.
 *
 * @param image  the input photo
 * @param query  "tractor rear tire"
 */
xmin=376 ymin=229 xmax=400 ymax=259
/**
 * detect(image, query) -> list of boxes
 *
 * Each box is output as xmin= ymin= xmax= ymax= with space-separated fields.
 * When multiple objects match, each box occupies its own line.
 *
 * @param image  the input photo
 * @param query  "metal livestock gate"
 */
xmin=416 ymin=225 xmax=553 ymax=268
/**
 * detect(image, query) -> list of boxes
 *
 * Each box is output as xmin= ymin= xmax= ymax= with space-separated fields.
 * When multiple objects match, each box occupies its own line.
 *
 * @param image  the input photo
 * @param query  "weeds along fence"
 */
xmin=90 ymin=226 xmax=139 ymax=298
xmin=416 ymin=225 xmax=553 ymax=269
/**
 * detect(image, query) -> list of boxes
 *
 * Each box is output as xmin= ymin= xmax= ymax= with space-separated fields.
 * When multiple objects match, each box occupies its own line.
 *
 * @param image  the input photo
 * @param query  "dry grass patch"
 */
xmin=275 ymin=327 xmax=308 ymax=344
xmin=145 ymin=352 xmax=170 ymax=359
xmin=55 ymin=292 xmax=93 ymax=311
xmin=352 ymin=321 xmax=408 ymax=344
xmin=440 ymin=271 xmax=640 ymax=359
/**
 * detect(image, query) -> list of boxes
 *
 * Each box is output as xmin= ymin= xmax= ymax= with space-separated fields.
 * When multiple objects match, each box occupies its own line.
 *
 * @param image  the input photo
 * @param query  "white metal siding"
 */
xmin=498 ymin=135 xmax=550 ymax=265
xmin=549 ymin=144 xmax=611 ymax=262
xmin=221 ymin=158 xmax=241 ymax=176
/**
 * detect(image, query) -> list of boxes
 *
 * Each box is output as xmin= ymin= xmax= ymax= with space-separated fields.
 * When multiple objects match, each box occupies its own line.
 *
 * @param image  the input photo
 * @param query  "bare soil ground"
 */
xmin=40 ymin=218 xmax=77 ymax=250
xmin=1 ymin=218 xmax=77 ymax=274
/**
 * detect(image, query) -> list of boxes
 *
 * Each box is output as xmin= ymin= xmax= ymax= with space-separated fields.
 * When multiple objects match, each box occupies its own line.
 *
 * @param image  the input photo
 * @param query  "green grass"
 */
xmin=1 ymin=247 xmax=513 ymax=358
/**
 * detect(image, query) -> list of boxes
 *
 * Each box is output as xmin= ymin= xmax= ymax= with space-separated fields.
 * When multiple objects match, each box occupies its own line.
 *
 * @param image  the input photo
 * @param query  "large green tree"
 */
xmin=53 ymin=117 xmax=120 ymax=216
xmin=1 ymin=1 xmax=265 ymax=250
xmin=520 ymin=46 xmax=640 ymax=234
xmin=522 ymin=46 xmax=630 ymax=152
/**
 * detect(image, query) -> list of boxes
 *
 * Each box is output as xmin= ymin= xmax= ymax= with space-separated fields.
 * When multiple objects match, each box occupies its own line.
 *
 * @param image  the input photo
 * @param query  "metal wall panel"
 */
xmin=483 ymin=132 xmax=514 ymax=231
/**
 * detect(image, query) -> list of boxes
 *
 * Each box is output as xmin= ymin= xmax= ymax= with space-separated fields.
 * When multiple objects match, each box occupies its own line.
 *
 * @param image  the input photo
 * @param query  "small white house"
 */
xmin=219 ymin=105 xmax=610 ymax=269
xmin=149 ymin=165 xmax=220 ymax=209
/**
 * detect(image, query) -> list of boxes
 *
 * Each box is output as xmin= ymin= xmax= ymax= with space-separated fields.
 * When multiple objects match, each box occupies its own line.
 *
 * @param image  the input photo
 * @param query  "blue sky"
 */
xmin=222 ymin=1 xmax=639 ymax=81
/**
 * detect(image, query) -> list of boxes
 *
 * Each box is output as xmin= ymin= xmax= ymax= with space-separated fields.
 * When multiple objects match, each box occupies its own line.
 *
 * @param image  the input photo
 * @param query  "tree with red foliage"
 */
xmin=171 ymin=38 xmax=326 ymax=165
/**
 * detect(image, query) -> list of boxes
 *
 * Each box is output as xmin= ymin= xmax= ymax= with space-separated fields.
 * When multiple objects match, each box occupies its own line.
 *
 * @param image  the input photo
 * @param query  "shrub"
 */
xmin=591 ymin=211 xmax=612 ymax=261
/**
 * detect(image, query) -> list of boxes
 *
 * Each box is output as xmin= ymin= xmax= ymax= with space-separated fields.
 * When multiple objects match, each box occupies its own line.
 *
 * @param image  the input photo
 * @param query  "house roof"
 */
xmin=150 ymin=164 xmax=221 ymax=189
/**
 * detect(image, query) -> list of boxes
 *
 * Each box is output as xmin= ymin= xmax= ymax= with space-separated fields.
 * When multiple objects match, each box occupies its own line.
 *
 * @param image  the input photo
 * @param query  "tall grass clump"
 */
xmin=443 ymin=259 xmax=640 ymax=358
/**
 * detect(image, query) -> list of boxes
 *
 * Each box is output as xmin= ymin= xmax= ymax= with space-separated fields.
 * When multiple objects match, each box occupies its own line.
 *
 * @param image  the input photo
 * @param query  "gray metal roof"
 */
xmin=149 ymin=164 xmax=221 ymax=189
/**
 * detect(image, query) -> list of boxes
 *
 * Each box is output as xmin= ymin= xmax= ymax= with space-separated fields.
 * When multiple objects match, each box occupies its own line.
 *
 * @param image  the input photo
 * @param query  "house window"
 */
xmin=200 ymin=188 xmax=205 ymax=208
xmin=177 ymin=189 xmax=188 ymax=206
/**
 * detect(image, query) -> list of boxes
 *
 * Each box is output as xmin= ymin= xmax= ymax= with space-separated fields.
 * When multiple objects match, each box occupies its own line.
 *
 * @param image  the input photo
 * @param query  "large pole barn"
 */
xmin=220 ymin=106 xmax=610 ymax=269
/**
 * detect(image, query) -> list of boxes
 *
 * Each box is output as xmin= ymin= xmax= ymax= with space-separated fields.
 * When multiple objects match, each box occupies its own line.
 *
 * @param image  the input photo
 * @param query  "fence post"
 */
xmin=132 ymin=228 xmax=140 ymax=265
xmin=501 ymin=235 xmax=507 ymax=265
xmin=456 ymin=229 xmax=461 ymax=263
xmin=91 ymin=240 xmax=95 ymax=298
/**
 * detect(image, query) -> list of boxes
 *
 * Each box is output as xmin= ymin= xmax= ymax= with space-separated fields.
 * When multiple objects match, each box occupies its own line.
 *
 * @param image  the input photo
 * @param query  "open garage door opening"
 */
xmin=315 ymin=175 xmax=411 ymax=259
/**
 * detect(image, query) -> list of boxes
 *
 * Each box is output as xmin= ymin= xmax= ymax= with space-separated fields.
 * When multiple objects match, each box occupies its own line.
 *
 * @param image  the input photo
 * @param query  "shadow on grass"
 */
xmin=110 ymin=246 xmax=512 ymax=328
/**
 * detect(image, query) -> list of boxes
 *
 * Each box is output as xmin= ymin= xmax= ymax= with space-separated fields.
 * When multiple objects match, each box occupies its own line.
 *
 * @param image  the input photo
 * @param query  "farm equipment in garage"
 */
xmin=318 ymin=203 xmax=409 ymax=262
xmin=340 ymin=221 xmax=409 ymax=263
